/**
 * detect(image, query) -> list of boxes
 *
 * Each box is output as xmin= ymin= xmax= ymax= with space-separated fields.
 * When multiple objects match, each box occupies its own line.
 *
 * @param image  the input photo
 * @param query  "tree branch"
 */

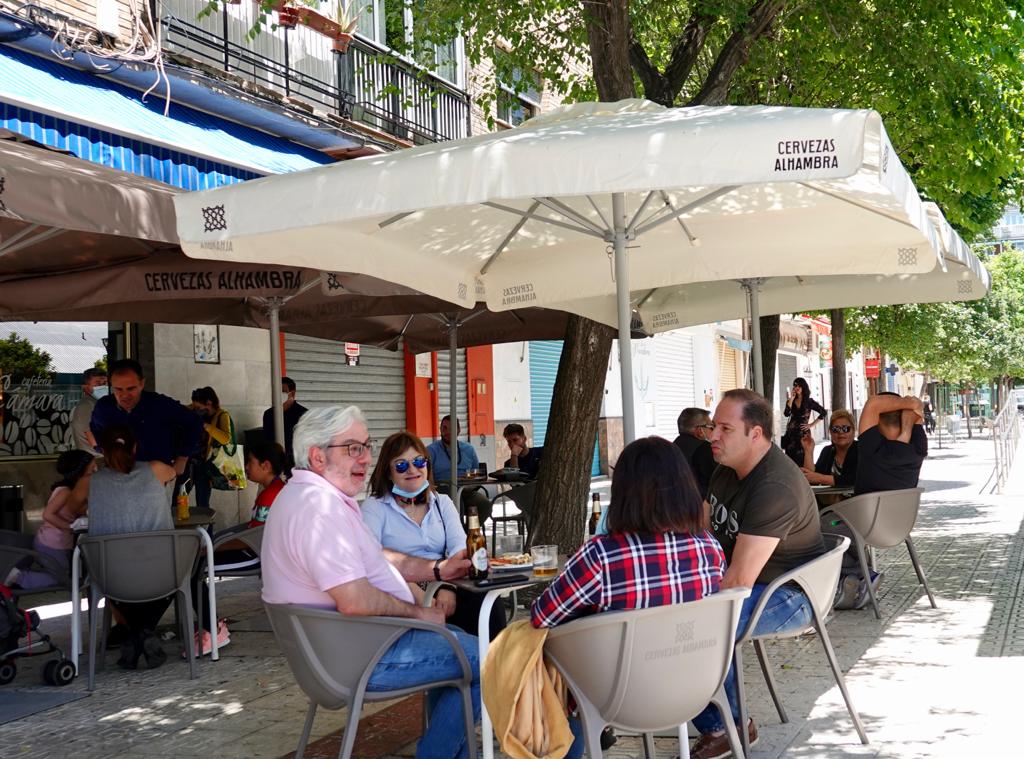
xmin=662 ymin=11 xmax=717 ymax=96
xmin=689 ymin=0 xmax=787 ymax=106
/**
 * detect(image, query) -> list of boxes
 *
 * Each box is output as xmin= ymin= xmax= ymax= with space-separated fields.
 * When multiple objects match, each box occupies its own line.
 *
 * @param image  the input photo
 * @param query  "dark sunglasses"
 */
xmin=830 ymin=425 xmax=852 ymax=434
xmin=393 ymin=456 xmax=428 ymax=474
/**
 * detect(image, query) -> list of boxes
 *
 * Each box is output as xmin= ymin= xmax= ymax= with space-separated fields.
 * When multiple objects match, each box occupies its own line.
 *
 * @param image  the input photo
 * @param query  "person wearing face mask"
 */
xmin=362 ymin=430 xmax=506 ymax=639
xmin=70 ymin=367 xmax=107 ymax=454
xmin=261 ymin=376 xmax=308 ymax=463
xmin=189 ymin=386 xmax=233 ymax=511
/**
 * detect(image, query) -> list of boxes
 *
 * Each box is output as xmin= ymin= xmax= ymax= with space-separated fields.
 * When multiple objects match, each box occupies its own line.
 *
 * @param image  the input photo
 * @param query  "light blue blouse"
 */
xmin=361 ymin=490 xmax=467 ymax=560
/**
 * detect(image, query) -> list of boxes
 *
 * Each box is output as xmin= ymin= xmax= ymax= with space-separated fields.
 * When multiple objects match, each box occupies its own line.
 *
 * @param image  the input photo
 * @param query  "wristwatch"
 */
xmin=433 ymin=558 xmax=443 ymax=581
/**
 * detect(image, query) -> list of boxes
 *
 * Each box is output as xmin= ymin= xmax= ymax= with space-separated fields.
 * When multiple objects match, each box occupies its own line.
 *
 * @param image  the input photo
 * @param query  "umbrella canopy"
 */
xmin=177 ymin=100 xmax=955 ymax=441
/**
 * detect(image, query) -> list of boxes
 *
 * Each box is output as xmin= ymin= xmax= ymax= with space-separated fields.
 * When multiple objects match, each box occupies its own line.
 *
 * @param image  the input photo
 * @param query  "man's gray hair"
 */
xmin=292 ymin=405 xmax=367 ymax=469
xmin=677 ymin=407 xmax=711 ymax=435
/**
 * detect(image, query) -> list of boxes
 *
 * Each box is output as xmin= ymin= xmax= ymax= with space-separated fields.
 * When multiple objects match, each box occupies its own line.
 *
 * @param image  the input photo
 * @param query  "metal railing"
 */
xmin=991 ymin=400 xmax=1021 ymax=493
xmin=160 ymin=2 xmax=470 ymax=145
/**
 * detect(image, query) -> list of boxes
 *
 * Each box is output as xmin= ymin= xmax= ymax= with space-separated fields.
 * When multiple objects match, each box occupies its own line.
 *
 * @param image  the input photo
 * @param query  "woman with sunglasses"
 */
xmin=803 ymin=409 xmax=859 ymax=487
xmin=362 ymin=431 xmax=506 ymax=638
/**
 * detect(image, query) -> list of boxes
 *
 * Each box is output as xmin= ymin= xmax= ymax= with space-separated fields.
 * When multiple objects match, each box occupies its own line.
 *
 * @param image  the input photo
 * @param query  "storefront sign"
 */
xmin=344 ymin=342 xmax=360 ymax=366
xmin=864 ymin=356 xmax=880 ymax=378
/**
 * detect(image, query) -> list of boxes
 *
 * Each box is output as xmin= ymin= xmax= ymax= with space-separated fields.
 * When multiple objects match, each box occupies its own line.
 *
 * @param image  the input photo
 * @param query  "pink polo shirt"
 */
xmin=261 ymin=469 xmax=414 ymax=608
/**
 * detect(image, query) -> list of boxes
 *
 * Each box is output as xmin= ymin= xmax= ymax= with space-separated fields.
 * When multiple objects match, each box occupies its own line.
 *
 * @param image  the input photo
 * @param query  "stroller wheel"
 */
xmin=44 ymin=658 xmax=76 ymax=687
xmin=0 ymin=659 xmax=15 ymax=685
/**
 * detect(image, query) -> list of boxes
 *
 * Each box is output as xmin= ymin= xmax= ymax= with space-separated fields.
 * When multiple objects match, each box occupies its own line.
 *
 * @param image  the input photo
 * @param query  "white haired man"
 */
xmin=261 ymin=405 xmax=478 ymax=759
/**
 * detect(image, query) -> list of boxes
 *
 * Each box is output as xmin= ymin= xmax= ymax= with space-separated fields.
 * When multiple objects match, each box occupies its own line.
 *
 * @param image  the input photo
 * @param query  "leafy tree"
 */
xmin=254 ymin=1 xmax=1024 ymax=550
xmin=0 ymin=332 xmax=53 ymax=382
xmin=94 ymin=356 xmax=108 ymax=373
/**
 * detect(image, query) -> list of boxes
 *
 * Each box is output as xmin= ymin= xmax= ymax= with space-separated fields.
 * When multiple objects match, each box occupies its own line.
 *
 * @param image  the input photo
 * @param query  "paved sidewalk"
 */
xmin=2 ymin=431 xmax=1021 ymax=758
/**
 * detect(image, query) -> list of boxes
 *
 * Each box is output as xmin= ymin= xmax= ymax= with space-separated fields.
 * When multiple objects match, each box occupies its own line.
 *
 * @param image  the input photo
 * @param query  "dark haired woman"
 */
xmin=362 ymin=430 xmax=503 ymax=637
xmin=781 ymin=377 xmax=827 ymax=467
xmin=189 ymin=386 xmax=234 ymax=510
xmin=530 ymin=437 xmax=725 ymax=759
xmin=7 ymin=450 xmax=96 ymax=589
xmin=88 ymin=424 xmax=177 ymax=669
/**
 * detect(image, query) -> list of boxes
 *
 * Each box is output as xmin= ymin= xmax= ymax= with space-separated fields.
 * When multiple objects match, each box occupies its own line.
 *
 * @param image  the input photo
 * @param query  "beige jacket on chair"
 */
xmin=482 ymin=620 xmax=574 ymax=759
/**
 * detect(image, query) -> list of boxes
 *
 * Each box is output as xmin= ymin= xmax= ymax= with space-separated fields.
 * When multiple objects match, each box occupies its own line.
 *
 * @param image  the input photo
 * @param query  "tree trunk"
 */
xmin=525 ymin=0 xmax=634 ymax=554
xmin=759 ymin=314 xmax=780 ymax=404
xmin=530 ymin=316 xmax=615 ymax=552
xmin=830 ymin=308 xmax=847 ymax=410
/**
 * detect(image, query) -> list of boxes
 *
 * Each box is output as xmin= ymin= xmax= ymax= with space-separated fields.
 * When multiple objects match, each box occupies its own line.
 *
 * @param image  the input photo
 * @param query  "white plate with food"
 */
xmin=490 ymin=554 xmax=534 ymax=572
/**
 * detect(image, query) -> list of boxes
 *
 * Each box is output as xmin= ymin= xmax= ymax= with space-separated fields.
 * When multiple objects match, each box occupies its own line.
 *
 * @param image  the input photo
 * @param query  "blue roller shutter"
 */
xmin=528 ymin=341 xmax=601 ymax=477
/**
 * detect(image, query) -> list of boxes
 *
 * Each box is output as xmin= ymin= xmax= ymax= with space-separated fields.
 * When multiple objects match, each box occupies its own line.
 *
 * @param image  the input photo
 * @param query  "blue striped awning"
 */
xmin=0 ymin=45 xmax=333 ymax=188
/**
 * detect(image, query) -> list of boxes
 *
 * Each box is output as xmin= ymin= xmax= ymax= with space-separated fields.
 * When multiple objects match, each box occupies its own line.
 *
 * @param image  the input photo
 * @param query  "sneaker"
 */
xmin=689 ymin=719 xmax=758 ymax=759
xmin=853 ymin=571 xmax=884 ymax=610
xmin=183 ymin=620 xmax=230 ymax=658
xmin=833 ymin=574 xmax=860 ymax=610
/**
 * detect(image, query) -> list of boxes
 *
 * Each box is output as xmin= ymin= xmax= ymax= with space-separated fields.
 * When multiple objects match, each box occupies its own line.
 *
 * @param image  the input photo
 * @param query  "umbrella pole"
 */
xmin=742 ymin=279 xmax=765 ymax=396
xmin=612 ymin=192 xmax=636 ymax=444
xmin=448 ymin=316 xmax=459 ymax=504
xmin=268 ymin=300 xmax=286 ymax=449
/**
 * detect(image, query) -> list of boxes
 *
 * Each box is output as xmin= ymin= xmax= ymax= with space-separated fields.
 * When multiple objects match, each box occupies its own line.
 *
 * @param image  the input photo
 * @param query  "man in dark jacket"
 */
xmin=673 ymin=407 xmax=717 ymax=498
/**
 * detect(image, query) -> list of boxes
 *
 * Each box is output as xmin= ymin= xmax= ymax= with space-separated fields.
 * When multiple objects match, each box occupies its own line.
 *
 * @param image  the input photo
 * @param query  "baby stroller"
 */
xmin=0 ymin=583 xmax=75 ymax=686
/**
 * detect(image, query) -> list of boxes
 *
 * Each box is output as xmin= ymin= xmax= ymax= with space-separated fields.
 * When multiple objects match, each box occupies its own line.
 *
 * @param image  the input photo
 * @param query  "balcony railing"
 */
xmin=161 ymin=1 xmax=470 ymax=145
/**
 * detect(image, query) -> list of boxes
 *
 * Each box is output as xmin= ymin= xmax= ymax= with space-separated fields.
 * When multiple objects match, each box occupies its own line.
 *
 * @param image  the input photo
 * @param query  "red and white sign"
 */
xmin=864 ymin=356 xmax=880 ymax=378
xmin=344 ymin=342 xmax=360 ymax=357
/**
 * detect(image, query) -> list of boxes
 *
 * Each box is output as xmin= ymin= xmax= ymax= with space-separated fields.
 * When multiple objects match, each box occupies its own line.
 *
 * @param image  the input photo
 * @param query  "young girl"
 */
xmin=10 ymin=450 xmax=96 ymax=589
xmin=246 ymin=440 xmax=288 ymax=526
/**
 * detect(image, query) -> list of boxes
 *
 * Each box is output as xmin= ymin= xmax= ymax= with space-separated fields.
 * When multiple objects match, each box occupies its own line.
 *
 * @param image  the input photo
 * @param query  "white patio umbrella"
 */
xmin=177 ymin=100 xmax=948 ymax=442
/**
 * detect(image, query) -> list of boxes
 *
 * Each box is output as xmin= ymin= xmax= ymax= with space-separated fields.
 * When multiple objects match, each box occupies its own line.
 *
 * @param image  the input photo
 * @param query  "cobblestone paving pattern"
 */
xmin=2 ymin=433 xmax=1022 ymax=758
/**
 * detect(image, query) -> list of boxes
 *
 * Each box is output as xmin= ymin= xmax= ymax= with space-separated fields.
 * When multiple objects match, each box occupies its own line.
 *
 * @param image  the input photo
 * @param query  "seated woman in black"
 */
xmin=803 ymin=409 xmax=859 ymax=488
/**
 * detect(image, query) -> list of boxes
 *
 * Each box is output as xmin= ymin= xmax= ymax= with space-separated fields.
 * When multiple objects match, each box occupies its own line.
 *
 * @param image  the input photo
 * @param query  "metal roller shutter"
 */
xmin=529 ymin=341 xmax=601 ymax=477
xmin=653 ymin=332 xmax=696 ymax=440
xmin=777 ymin=354 xmax=800 ymax=410
xmin=436 ymin=347 xmax=468 ymax=435
xmin=283 ymin=334 xmax=406 ymax=445
xmin=716 ymin=340 xmax=741 ymax=397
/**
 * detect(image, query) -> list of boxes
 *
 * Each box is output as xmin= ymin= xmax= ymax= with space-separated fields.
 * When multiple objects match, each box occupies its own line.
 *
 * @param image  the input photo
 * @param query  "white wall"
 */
xmin=492 ymin=341 xmax=532 ymax=421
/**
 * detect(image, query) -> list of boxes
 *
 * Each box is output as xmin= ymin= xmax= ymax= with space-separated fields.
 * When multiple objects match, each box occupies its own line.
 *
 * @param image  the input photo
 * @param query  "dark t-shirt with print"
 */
xmin=854 ymin=425 xmax=927 ymax=495
xmin=707 ymin=445 xmax=826 ymax=584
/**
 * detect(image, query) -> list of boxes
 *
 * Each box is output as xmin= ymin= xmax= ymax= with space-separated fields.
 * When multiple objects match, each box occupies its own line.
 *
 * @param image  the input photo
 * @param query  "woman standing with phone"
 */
xmin=781 ymin=377 xmax=828 ymax=467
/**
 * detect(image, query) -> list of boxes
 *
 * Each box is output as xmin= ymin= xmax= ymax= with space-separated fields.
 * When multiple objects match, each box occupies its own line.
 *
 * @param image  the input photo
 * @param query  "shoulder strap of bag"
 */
xmin=220 ymin=413 xmax=238 ymax=456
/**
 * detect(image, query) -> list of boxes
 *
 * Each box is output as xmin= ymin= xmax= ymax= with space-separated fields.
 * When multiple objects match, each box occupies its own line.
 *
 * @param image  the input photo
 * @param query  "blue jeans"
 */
xmin=367 ymin=626 xmax=481 ymax=759
xmin=692 ymin=584 xmax=813 ymax=734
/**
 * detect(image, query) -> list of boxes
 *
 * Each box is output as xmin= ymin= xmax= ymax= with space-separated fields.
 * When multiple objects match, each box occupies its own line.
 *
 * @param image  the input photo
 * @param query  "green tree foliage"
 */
xmin=0 ymin=332 xmax=53 ymax=382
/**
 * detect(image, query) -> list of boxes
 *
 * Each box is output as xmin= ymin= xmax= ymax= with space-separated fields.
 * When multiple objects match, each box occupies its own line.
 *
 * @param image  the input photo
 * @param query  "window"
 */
xmin=494 ymin=49 xmax=542 ymax=127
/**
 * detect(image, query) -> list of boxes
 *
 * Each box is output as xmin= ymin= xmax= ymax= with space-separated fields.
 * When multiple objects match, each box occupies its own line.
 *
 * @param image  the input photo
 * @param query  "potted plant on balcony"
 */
xmin=331 ymin=0 xmax=359 ymax=54
xmin=276 ymin=4 xmax=300 ymax=29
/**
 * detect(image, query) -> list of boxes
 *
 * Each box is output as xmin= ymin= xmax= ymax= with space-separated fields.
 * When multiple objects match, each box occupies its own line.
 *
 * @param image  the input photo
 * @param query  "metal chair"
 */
xmin=821 ymin=487 xmax=936 ymax=619
xmin=0 ymin=529 xmax=71 ymax=600
xmin=735 ymin=534 xmax=869 ymax=756
xmin=489 ymin=482 xmax=537 ymax=546
xmin=545 ymin=588 xmax=751 ymax=759
xmin=78 ymin=530 xmax=202 ymax=690
xmin=265 ymin=602 xmax=478 ymax=759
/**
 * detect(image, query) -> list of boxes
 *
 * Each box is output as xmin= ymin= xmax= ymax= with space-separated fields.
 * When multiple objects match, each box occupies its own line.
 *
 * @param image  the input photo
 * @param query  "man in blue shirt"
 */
xmin=426 ymin=415 xmax=490 ymax=522
xmin=90 ymin=359 xmax=203 ymax=473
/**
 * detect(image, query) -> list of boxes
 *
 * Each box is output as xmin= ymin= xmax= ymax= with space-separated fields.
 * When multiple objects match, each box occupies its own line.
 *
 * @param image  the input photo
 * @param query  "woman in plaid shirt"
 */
xmin=531 ymin=436 xmax=726 ymax=629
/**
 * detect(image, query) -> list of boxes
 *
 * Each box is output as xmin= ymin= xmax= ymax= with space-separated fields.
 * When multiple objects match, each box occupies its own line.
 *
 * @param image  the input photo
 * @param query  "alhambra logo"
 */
xmin=774 ymin=138 xmax=838 ymax=172
xmin=202 ymin=205 xmax=227 ymax=232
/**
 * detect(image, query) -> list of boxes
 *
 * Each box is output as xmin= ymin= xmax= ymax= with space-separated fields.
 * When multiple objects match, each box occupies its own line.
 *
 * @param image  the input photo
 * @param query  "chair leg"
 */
xmin=642 ymin=732 xmax=656 ymax=759
xmin=753 ymin=639 xmax=788 ymax=723
xmin=735 ymin=647 xmax=750 ymax=757
xmin=338 ymin=694 xmax=364 ymax=759
xmin=295 ymin=700 xmax=317 ymax=758
xmin=851 ymin=537 xmax=881 ymax=619
xmin=87 ymin=588 xmax=100 ymax=691
xmin=460 ymin=683 xmax=478 ymax=759
xmin=576 ymin=704 xmax=604 ymax=759
xmin=98 ymin=603 xmax=112 ymax=671
xmin=712 ymin=687 xmax=745 ymax=759
xmin=181 ymin=589 xmax=197 ymax=680
xmin=816 ymin=618 xmax=869 ymax=745
xmin=905 ymin=536 xmax=937 ymax=609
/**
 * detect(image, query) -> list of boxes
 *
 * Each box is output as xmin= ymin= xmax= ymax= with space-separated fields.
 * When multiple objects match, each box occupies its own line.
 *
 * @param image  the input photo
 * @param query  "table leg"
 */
xmin=196 ymin=527 xmax=218 ymax=661
xmin=70 ymin=546 xmax=81 ymax=674
xmin=678 ymin=724 xmax=690 ymax=759
xmin=478 ymin=590 xmax=499 ymax=759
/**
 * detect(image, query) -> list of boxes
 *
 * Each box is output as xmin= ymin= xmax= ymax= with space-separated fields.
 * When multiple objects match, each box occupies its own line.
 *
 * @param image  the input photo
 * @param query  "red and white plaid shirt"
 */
xmin=530 ymin=531 xmax=726 ymax=628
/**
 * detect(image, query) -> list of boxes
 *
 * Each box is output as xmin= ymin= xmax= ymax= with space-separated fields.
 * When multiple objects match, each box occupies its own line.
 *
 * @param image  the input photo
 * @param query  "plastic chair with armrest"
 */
xmin=0 ymin=529 xmax=71 ymax=599
xmin=489 ymin=481 xmax=537 ymax=546
xmin=820 ymin=487 xmax=935 ymax=619
xmin=264 ymin=602 xmax=478 ymax=759
xmin=734 ymin=534 xmax=868 ymax=756
xmin=79 ymin=529 xmax=202 ymax=690
xmin=192 ymin=524 xmax=264 ymax=620
xmin=544 ymin=587 xmax=751 ymax=759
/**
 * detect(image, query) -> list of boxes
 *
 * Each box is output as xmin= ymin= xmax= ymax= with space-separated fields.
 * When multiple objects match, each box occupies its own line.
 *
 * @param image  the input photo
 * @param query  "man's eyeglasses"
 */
xmin=829 ymin=425 xmax=852 ymax=434
xmin=393 ymin=456 xmax=428 ymax=474
xmin=325 ymin=440 xmax=374 ymax=457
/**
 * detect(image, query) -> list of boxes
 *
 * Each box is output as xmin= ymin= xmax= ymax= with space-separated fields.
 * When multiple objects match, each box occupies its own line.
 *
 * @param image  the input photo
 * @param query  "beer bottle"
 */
xmin=466 ymin=507 xmax=489 ymax=580
xmin=588 ymin=493 xmax=602 ymax=536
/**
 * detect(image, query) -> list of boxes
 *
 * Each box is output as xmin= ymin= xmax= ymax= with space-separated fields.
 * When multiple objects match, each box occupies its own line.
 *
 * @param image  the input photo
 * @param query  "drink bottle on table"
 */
xmin=466 ymin=507 xmax=489 ymax=580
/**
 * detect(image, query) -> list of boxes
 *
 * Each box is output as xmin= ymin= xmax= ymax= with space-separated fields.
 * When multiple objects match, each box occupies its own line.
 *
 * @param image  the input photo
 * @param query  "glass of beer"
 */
xmin=533 ymin=544 xmax=558 ymax=576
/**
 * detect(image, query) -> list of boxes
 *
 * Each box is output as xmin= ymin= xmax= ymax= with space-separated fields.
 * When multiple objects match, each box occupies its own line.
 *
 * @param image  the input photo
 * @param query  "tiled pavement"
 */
xmin=3 ymin=430 xmax=1023 ymax=758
